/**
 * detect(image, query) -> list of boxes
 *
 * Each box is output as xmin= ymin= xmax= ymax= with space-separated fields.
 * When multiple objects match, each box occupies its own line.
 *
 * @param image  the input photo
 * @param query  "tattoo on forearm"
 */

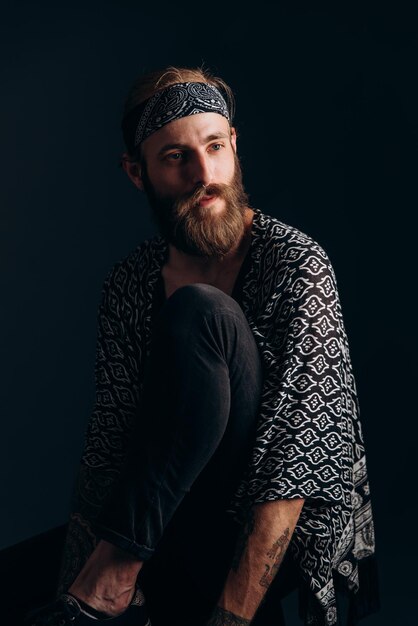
xmin=259 ymin=527 xmax=290 ymax=589
xmin=231 ymin=507 xmax=255 ymax=572
xmin=207 ymin=607 xmax=251 ymax=626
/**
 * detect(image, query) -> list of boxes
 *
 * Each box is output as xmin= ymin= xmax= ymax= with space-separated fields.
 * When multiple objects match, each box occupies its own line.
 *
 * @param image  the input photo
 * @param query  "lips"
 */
xmin=198 ymin=195 xmax=217 ymax=205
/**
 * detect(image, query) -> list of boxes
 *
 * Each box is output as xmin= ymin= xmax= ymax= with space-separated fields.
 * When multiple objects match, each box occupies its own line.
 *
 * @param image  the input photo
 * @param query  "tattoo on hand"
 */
xmin=231 ymin=507 xmax=256 ymax=572
xmin=207 ymin=607 xmax=251 ymax=626
xmin=259 ymin=527 xmax=290 ymax=589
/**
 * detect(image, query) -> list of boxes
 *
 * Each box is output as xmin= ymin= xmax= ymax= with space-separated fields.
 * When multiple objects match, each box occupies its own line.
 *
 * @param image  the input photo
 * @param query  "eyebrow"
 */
xmin=157 ymin=132 xmax=230 ymax=157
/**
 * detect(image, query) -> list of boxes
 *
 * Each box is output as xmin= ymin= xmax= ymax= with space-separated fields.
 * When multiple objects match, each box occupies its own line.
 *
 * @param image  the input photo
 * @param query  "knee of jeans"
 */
xmin=156 ymin=284 xmax=246 ymax=345
xmin=165 ymin=283 xmax=240 ymax=316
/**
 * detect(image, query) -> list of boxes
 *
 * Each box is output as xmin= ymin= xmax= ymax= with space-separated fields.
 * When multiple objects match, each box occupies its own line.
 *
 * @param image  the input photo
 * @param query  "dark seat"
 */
xmin=0 ymin=524 xmax=68 ymax=625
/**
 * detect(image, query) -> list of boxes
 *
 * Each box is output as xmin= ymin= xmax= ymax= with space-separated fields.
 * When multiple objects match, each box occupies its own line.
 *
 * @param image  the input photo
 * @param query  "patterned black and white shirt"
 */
xmin=61 ymin=207 xmax=378 ymax=626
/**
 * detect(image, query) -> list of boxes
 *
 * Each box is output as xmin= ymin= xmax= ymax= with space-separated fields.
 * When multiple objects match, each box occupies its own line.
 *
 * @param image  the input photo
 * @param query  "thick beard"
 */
xmin=141 ymin=153 xmax=249 ymax=259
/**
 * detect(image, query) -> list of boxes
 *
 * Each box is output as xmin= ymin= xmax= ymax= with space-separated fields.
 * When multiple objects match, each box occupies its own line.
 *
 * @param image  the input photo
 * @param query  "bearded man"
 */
xmin=28 ymin=67 xmax=379 ymax=626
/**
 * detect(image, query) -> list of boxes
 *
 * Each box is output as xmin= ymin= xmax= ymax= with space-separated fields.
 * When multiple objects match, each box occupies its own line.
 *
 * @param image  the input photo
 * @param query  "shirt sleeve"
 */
xmin=247 ymin=242 xmax=354 ymax=508
xmin=81 ymin=262 xmax=141 ymax=471
xmin=73 ymin=260 xmax=142 ymax=534
xmin=58 ymin=260 xmax=143 ymax=591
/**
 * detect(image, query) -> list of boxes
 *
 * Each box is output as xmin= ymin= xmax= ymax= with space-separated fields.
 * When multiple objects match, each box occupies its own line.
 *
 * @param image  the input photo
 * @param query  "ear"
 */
xmin=121 ymin=152 xmax=144 ymax=191
xmin=230 ymin=127 xmax=237 ymax=153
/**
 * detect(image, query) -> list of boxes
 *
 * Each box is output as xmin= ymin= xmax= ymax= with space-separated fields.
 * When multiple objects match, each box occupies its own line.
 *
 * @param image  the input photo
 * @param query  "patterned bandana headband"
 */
xmin=122 ymin=82 xmax=231 ymax=155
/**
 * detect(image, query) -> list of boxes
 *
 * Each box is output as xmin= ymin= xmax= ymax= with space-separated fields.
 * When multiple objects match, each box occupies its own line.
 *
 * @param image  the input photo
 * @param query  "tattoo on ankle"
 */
xmin=56 ymin=514 xmax=97 ymax=595
xmin=207 ymin=607 xmax=251 ymax=625
xmin=259 ymin=527 xmax=290 ymax=589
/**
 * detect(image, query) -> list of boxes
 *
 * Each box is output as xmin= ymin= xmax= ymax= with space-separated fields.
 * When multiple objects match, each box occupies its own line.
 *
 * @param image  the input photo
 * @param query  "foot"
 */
xmin=68 ymin=539 xmax=143 ymax=616
xmin=25 ymin=586 xmax=150 ymax=625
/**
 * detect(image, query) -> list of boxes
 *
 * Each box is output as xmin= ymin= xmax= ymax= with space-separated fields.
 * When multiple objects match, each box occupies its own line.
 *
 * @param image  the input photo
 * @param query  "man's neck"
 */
xmin=164 ymin=208 xmax=254 ymax=278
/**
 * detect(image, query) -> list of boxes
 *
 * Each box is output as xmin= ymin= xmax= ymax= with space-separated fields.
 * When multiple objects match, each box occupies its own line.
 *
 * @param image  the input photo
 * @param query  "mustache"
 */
xmin=174 ymin=183 xmax=231 ymax=215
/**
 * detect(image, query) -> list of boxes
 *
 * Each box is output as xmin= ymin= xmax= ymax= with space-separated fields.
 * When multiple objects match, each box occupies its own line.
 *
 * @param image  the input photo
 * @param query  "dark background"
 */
xmin=1 ymin=1 xmax=417 ymax=624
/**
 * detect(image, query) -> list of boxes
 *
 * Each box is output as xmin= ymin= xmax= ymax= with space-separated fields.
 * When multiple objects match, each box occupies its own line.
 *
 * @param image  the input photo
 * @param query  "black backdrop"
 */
xmin=1 ymin=2 xmax=417 ymax=624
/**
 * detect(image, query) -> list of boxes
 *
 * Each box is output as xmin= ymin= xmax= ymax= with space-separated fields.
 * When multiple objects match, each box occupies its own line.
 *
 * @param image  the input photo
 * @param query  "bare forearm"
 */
xmin=207 ymin=498 xmax=304 ymax=625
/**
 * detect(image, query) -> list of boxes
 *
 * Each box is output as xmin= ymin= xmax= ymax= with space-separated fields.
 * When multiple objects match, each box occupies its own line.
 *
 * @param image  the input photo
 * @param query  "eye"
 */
xmin=210 ymin=143 xmax=223 ymax=151
xmin=166 ymin=152 xmax=183 ymax=161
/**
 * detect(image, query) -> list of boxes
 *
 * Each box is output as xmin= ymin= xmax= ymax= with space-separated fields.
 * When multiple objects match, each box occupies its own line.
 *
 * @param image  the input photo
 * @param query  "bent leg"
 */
xmin=94 ymin=283 xmax=264 ymax=562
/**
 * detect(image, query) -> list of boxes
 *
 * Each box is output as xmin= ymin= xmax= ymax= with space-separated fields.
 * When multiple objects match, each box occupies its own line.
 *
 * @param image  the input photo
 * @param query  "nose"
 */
xmin=188 ymin=151 xmax=213 ymax=187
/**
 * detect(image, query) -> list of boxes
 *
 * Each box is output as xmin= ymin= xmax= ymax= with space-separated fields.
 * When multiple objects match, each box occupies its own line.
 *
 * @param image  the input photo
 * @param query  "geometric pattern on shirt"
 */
xmin=79 ymin=207 xmax=376 ymax=626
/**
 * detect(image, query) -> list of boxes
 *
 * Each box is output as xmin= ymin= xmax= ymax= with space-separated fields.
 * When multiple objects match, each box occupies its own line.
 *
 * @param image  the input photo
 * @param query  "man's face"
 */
xmin=135 ymin=112 xmax=249 ymax=259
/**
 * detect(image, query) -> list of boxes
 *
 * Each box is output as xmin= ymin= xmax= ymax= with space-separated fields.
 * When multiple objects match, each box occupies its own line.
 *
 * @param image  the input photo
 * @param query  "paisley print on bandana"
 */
xmin=121 ymin=82 xmax=230 ymax=154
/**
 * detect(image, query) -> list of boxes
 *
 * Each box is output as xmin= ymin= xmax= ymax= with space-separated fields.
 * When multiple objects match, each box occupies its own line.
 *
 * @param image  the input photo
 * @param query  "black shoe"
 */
xmin=24 ymin=586 xmax=151 ymax=625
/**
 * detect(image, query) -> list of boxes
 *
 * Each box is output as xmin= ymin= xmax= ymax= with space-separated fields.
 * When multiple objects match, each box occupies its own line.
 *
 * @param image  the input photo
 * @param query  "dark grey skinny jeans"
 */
xmin=94 ymin=284 xmax=288 ymax=625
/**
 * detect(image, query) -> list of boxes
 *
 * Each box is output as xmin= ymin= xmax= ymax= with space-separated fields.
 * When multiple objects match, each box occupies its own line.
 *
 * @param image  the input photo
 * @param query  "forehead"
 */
xmin=141 ymin=112 xmax=231 ymax=157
